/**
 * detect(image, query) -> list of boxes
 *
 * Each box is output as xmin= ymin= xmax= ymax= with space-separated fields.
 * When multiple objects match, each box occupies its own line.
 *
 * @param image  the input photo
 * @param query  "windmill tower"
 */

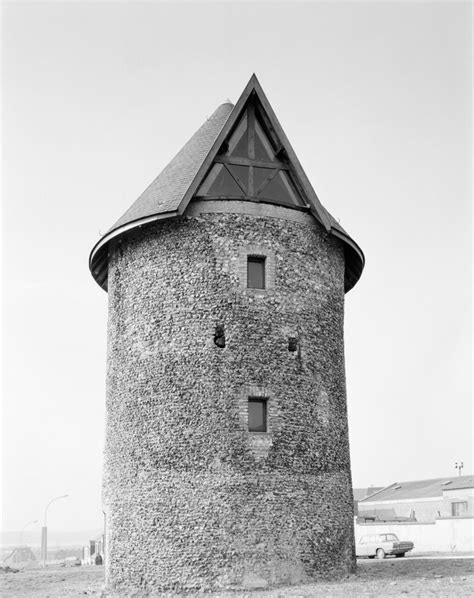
xmin=90 ymin=75 xmax=364 ymax=594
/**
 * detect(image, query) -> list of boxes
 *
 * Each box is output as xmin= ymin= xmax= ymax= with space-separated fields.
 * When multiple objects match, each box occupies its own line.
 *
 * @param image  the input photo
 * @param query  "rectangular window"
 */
xmin=451 ymin=501 xmax=468 ymax=516
xmin=248 ymin=397 xmax=267 ymax=432
xmin=247 ymin=256 xmax=266 ymax=289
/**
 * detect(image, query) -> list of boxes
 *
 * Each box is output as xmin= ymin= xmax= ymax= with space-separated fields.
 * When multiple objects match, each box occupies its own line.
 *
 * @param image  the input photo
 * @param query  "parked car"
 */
xmin=356 ymin=533 xmax=414 ymax=559
xmin=63 ymin=556 xmax=81 ymax=567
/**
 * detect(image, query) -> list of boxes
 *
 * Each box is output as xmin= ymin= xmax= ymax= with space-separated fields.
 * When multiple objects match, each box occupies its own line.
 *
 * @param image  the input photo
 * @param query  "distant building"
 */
xmin=357 ymin=475 xmax=474 ymax=523
xmin=82 ymin=535 xmax=104 ymax=566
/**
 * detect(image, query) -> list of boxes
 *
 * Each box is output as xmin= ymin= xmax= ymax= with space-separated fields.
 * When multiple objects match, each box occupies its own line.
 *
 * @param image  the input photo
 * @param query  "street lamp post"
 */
xmin=41 ymin=494 xmax=68 ymax=567
xmin=20 ymin=519 xmax=38 ymax=547
xmin=455 ymin=462 xmax=464 ymax=477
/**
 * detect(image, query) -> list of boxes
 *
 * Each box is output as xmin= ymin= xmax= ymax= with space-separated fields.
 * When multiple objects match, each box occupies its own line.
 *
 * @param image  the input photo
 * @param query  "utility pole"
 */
xmin=455 ymin=462 xmax=464 ymax=477
xmin=41 ymin=494 xmax=68 ymax=567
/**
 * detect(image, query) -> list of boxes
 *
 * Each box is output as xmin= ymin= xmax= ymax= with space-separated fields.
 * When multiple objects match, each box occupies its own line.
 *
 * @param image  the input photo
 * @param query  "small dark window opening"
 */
xmin=288 ymin=337 xmax=298 ymax=352
xmin=248 ymin=398 xmax=267 ymax=432
xmin=452 ymin=501 xmax=468 ymax=517
xmin=247 ymin=256 xmax=266 ymax=289
xmin=214 ymin=324 xmax=225 ymax=348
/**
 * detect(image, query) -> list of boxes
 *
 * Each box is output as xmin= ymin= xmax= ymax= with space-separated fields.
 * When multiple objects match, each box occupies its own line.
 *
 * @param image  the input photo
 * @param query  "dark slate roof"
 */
xmin=359 ymin=475 xmax=474 ymax=503
xmin=110 ymin=103 xmax=234 ymax=231
xmin=89 ymin=75 xmax=364 ymax=292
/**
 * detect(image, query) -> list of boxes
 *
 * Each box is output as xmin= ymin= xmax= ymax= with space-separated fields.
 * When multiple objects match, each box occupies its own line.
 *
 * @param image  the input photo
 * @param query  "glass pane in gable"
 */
xmin=259 ymin=171 xmax=304 ymax=206
xmin=255 ymin=119 xmax=275 ymax=161
xmin=227 ymin=112 xmax=248 ymax=158
xmin=253 ymin=167 xmax=276 ymax=194
xmin=198 ymin=163 xmax=245 ymax=197
xmin=196 ymin=163 xmax=222 ymax=195
xmin=227 ymin=164 xmax=249 ymax=193
xmin=208 ymin=166 xmax=245 ymax=197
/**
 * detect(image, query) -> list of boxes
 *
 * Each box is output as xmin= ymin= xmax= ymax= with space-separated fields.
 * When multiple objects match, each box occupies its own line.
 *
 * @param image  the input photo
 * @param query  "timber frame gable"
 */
xmin=177 ymin=74 xmax=332 ymax=230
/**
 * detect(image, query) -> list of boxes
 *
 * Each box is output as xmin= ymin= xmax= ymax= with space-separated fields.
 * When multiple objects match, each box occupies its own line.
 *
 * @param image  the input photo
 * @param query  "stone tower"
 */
xmin=90 ymin=75 xmax=364 ymax=595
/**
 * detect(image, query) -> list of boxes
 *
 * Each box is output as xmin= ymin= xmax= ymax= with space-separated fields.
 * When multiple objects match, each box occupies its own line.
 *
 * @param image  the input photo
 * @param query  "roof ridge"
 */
xmin=395 ymin=475 xmax=473 ymax=484
xmin=359 ymin=482 xmax=399 ymax=502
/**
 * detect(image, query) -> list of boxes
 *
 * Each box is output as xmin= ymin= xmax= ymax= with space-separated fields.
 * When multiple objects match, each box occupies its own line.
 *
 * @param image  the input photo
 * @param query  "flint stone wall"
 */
xmin=104 ymin=200 xmax=356 ymax=595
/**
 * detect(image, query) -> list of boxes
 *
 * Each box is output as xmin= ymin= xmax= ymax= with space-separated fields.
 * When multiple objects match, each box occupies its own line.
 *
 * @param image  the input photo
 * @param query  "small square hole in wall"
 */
xmin=247 ymin=256 xmax=266 ymax=289
xmin=288 ymin=337 xmax=298 ymax=352
xmin=248 ymin=397 xmax=267 ymax=432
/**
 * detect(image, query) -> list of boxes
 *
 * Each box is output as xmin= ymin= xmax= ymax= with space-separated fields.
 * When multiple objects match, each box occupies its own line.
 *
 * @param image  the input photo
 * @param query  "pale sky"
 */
xmin=1 ymin=1 xmax=472 ymax=534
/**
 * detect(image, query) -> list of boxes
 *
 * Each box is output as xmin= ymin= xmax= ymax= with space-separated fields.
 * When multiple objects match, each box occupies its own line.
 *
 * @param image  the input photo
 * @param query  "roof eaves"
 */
xmin=328 ymin=226 xmax=365 ymax=291
xmin=89 ymin=210 xmax=179 ymax=288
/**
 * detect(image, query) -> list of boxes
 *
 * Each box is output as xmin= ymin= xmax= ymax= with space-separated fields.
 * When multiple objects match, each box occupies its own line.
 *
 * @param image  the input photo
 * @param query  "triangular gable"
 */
xmin=176 ymin=74 xmax=332 ymax=231
xmin=194 ymin=100 xmax=307 ymax=209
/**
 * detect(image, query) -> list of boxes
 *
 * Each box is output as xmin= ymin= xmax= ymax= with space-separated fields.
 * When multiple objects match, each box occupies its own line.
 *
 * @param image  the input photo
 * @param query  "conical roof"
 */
xmin=90 ymin=75 xmax=364 ymax=292
xmin=110 ymin=102 xmax=234 ymax=231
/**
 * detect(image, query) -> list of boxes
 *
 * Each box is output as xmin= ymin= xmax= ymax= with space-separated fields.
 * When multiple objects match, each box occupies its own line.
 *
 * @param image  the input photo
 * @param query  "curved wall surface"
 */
xmin=104 ymin=200 xmax=355 ymax=594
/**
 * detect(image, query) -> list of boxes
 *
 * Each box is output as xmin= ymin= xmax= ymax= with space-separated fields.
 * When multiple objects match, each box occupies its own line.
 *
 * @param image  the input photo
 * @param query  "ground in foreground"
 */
xmin=1 ymin=557 xmax=473 ymax=597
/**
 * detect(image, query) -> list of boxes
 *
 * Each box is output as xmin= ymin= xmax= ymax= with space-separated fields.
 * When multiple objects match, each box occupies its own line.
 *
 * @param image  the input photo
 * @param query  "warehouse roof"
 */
xmin=89 ymin=74 xmax=364 ymax=292
xmin=353 ymin=487 xmax=384 ymax=502
xmin=359 ymin=475 xmax=474 ymax=503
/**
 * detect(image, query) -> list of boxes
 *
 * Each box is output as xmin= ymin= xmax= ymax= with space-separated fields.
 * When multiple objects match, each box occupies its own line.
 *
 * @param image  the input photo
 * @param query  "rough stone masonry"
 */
xmin=90 ymin=76 xmax=364 ymax=596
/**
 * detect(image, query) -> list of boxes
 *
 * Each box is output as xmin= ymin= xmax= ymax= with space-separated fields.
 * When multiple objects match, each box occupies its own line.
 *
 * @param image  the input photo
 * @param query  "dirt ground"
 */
xmin=1 ymin=557 xmax=473 ymax=597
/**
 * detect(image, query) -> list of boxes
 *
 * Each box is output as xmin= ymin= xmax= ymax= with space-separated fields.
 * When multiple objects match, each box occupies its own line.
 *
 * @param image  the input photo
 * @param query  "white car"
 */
xmin=356 ymin=533 xmax=414 ymax=559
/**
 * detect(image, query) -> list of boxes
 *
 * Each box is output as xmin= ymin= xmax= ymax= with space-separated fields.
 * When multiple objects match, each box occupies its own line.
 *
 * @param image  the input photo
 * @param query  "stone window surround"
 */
xmin=238 ymin=385 xmax=275 ymax=458
xmin=238 ymin=385 xmax=275 ymax=434
xmin=238 ymin=245 xmax=276 ymax=293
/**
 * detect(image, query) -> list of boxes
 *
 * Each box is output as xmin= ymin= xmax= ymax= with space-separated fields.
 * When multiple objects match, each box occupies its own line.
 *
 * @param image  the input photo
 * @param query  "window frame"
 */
xmin=451 ymin=501 xmax=468 ymax=517
xmin=239 ymin=246 xmax=275 ymax=293
xmin=247 ymin=255 xmax=266 ymax=289
xmin=248 ymin=397 xmax=268 ymax=433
